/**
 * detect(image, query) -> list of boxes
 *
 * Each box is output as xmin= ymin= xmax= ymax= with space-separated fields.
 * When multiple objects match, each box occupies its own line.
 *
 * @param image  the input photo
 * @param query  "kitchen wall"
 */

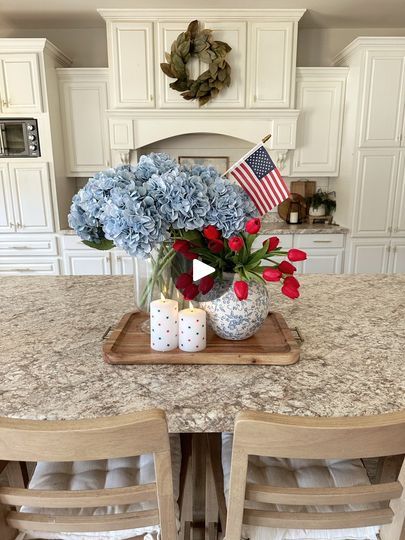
xmin=2 ymin=26 xmax=405 ymax=67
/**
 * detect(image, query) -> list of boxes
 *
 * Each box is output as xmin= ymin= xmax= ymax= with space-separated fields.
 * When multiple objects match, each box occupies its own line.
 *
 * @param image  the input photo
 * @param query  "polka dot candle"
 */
xmin=150 ymin=294 xmax=178 ymax=352
xmin=179 ymin=302 xmax=206 ymax=353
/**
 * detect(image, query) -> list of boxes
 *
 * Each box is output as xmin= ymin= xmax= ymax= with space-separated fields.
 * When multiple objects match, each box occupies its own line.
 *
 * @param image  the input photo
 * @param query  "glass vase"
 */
xmin=133 ymin=241 xmax=190 ymax=314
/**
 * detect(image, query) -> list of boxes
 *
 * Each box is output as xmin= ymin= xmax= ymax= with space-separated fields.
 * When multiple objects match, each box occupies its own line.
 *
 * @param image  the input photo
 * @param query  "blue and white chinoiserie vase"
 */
xmin=199 ymin=273 xmax=269 ymax=340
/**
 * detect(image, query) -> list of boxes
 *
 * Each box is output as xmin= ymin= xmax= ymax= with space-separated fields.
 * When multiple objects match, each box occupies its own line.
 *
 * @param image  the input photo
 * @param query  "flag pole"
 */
xmin=222 ymin=133 xmax=272 ymax=177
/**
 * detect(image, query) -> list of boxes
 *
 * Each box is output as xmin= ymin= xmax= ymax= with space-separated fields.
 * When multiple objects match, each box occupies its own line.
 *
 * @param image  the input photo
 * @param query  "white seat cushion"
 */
xmin=21 ymin=434 xmax=181 ymax=540
xmin=222 ymin=433 xmax=380 ymax=540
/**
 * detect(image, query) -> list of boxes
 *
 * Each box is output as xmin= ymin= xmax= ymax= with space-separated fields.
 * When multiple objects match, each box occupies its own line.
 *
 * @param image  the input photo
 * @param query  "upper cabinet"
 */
xmin=108 ymin=22 xmax=155 ymax=108
xmin=291 ymin=68 xmax=347 ymax=177
xmin=98 ymin=9 xmax=305 ymax=110
xmin=247 ymin=22 xmax=295 ymax=108
xmin=0 ymin=53 xmax=42 ymax=114
xmin=359 ymin=49 xmax=405 ymax=148
xmin=58 ymin=69 xmax=110 ymax=176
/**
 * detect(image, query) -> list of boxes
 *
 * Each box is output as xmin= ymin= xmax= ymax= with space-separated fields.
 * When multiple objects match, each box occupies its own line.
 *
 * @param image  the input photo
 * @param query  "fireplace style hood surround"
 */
xmin=98 ymin=8 xmax=305 ymax=162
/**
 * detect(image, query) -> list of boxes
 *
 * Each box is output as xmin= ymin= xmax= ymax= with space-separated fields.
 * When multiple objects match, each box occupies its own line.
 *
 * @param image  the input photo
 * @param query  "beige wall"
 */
xmin=297 ymin=27 xmax=405 ymax=66
xmin=0 ymin=28 xmax=108 ymax=66
xmin=2 ymin=25 xmax=405 ymax=67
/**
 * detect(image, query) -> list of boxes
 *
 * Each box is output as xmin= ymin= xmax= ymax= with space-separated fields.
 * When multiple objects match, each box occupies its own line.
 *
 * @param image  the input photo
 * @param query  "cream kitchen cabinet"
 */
xmin=58 ymin=69 xmax=110 ymax=176
xmin=0 ymin=164 xmax=14 ymax=232
xmin=0 ymin=53 xmax=42 ymax=114
xmin=388 ymin=240 xmax=405 ymax=273
xmin=63 ymin=250 xmax=112 ymax=275
xmin=247 ymin=21 xmax=296 ymax=108
xmin=0 ymin=257 xmax=59 ymax=275
xmin=108 ymin=21 xmax=155 ymax=109
xmin=156 ymin=20 xmax=246 ymax=108
xmin=392 ymin=149 xmax=405 ymax=236
xmin=359 ymin=48 xmax=405 ymax=148
xmin=0 ymin=162 xmax=54 ymax=233
xmin=348 ymin=238 xmax=390 ymax=273
xmin=291 ymin=68 xmax=347 ymax=176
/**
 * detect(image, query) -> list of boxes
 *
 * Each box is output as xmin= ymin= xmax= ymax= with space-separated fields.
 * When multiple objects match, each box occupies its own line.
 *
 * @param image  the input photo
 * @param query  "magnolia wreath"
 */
xmin=160 ymin=20 xmax=232 ymax=106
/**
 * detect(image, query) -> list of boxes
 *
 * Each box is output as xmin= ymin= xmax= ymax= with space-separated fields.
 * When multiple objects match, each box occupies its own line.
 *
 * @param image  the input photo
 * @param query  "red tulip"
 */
xmin=234 ymin=280 xmax=248 ymax=300
xmin=245 ymin=218 xmax=261 ymax=235
xmin=203 ymin=225 xmax=221 ymax=240
xmin=228 ymin=236 xmax=244 ymax=252
xmin=263 ymin=267 xmax=282 ymax=282
xmin=183 ymin=283 xmax=199 ymax=300
xmin=278 ymin=260 xmax=297 ymax=274
xmin=199 ymin=275 xmax=215 ymax=295
xmin=208 ymin=239 xmax=224 ymax=253
xmin=263 ymin=236 xmax=280 ymax=253
xmin=284 ymin=275 xmax=300 ymax=289
xmin=173 ymin=239 xmax=190 ymax=253
xmin=183 ymin=250 xmax=199 ymax=261
xmin=281 ymin=284 xmax=300 ymax=299
xmin=175 ymin=272 xmax=193 ymax=290
xmin=288 ymin=248 xmax=307 ymax=262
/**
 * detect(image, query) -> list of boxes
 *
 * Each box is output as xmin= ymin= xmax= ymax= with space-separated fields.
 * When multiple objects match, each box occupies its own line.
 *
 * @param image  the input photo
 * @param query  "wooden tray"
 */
xmin=103 ymin=312 xmax=300 ymax=366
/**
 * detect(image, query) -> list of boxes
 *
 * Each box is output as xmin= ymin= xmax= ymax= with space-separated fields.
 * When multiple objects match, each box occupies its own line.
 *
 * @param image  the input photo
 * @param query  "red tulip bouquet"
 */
xmin=173 ymin=217 xmax=307 ymax=301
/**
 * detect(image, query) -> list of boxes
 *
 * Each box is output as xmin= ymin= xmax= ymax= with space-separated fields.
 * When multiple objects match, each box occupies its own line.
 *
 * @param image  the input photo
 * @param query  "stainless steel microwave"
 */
xmin=0 ymin=119 xmax=40 ymax=158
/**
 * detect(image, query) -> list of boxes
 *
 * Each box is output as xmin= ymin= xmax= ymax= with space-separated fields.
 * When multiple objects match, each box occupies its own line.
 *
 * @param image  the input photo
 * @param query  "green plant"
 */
xmin=307 ymin=190 xmax=336 ymax=215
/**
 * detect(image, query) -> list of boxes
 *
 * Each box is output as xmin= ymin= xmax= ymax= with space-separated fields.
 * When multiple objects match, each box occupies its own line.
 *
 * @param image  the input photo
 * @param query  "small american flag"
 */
xmin=228 ymin=144 xmax=290 ymax=215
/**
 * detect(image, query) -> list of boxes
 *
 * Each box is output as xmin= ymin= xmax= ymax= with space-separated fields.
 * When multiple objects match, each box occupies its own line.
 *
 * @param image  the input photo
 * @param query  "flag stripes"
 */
xmin=228 ymin=144 xmax=290 ymax=214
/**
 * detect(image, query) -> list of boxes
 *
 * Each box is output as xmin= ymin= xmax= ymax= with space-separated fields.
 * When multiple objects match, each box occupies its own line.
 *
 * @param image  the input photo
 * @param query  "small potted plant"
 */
xmin=307 ymin=190 xmax=336 ymax=217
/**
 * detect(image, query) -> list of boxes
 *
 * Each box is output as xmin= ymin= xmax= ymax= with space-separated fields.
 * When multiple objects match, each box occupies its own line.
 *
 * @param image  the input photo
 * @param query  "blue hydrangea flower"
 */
xmin=68 ymin=165 xmax=136 ymax=243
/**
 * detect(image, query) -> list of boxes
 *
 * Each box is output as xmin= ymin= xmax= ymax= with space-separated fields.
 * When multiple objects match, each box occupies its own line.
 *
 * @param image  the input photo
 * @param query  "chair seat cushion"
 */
xmin=222 ymin=433 xmax=380 ymax=540
xmin=21 ymin=434 xmax=181 ymax=540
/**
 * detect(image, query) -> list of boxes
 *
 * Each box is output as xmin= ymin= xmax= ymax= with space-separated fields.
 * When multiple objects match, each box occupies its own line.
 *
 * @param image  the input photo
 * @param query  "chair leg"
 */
xmin=207 ymin=434 xmax=227 ymax=534
xmin=380 ymin=457 xmax=405 ymax=540
xmin=208 ymin=522 xmax=218 ymax=540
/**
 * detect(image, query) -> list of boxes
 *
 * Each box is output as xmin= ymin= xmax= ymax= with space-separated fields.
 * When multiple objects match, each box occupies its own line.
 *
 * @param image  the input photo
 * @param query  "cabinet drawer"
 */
xmin=0 ymin=235 xmax=57 ymax=256
xmin=60 ymin=234 xmax=92 ymax=250
xmin=0 ymin=258 xmax=60 ymax=275
xmin=253 ymin=234 xmax=294 ymax=250
xmin=294 ymin=234 xmax=344 ymax=249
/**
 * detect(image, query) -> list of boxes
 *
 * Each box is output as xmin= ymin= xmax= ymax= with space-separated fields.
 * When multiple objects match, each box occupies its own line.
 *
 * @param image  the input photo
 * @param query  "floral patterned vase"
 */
xmin=199 ymin=274 xmax=269 ymax=340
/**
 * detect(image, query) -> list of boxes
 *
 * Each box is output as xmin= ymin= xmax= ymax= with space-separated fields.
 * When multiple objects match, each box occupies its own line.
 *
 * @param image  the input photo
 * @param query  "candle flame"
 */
xmin=160 ymin=292 xmax=166 ymax=301
xmin=189 ymin=301 xmax=194 ymax=311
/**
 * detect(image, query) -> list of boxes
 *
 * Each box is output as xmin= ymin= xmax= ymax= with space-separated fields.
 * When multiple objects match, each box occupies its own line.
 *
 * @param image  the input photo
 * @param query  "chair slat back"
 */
xmin=0 ymin=410 xmax=177 ymax=540
xmin=225 ymin=410 xmax=405 ymax=540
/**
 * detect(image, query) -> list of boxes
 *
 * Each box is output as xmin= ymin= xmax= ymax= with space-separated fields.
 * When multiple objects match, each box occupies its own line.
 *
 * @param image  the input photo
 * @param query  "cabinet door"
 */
xmin=292 ymin=73 xmax=346 ymax=176
xmin=0 ymin=54 xmax=42 ymax=113
xmin=60 ymin=78 xmax=109 ymax=176
xmin=349 ymin=239 xmax=390 ymax=273
xmin=0 ymin=165 xmax=15 ymax=232
xmin=0 ymin=258 xmax=59 ymax=276
xmin=112 ymin=251 xmax=134 ymax=275
xmin=392 ymin=150 xmax=405 ymax=236
xmin=63 ymin=251 xmax=112 ymax=275
xmin=204 ymin=21 xmax=246 ymax=109
xmin=110 ymin=22 xmax=154 ymax=108
xmin=353 ymin=149 xmax=398 ymax=236
xmin=296 ymin=249 xmax=344 ymax=274
xmin=389 ymin=241 xmax=405 ymax=273
xmin=248 ymin=22 xmax=294 ymax=108
xmin=9 ymin=163 xmax=54 ymax=233
xmin=359 ymin=50 xmax=405 ymax=147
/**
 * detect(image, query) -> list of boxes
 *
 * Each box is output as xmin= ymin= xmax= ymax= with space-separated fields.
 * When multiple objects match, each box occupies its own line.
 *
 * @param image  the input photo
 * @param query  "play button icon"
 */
xmin=193 ymin=259 xmax=215 ymax=281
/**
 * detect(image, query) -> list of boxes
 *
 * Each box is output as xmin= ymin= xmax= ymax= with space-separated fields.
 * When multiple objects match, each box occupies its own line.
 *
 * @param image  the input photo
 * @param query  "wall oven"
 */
xmin=0 ymin=119 xmax=40 ymax=158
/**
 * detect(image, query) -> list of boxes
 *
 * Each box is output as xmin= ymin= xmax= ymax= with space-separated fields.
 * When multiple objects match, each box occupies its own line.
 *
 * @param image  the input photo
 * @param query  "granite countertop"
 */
xmin=59 ymin=223 xmax=349 ymax=237
xmin=1 ymin=275 xmax=404 ymax=432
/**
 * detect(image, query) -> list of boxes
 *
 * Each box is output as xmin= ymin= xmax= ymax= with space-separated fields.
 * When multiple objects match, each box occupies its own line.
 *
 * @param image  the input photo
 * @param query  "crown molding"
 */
xmin=0 ymin=38 xmax=71 ymax=66
xmin=56 ymin=68 xmax=109 ymax=80
xmin=296 ymin=67 xmax=349 ymax=79
xmin=97 ymin=8 xmax=306 ymax=22
xmin=333 ymin=36 xmax=405 ymax=65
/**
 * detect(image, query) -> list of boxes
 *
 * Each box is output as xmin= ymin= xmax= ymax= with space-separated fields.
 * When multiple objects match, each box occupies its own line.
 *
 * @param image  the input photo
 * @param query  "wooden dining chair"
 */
xmin=222 ymin=410 xmax=405 ymax=540
xmin=0 ymin=409 xmax=180 ymax=540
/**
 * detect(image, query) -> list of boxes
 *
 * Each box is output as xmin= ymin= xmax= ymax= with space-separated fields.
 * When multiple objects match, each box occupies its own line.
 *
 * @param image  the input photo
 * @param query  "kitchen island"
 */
xmin=0 ymin=275 xmax=404 ymax=432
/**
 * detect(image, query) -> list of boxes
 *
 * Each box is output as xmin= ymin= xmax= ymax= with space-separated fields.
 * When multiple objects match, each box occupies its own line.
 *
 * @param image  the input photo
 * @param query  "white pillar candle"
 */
xmin=179 ymin=302 xmax=207 ymax=352
xmin=289 ymin=211 xmax=299 ymax=224
xmin=150 ymin=294 xmax=179 ymax=352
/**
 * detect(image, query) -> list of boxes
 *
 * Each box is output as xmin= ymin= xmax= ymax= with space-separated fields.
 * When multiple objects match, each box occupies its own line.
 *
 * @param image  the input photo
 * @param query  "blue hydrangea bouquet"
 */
xmin=69 ymin=152 xmax=258 ymax=311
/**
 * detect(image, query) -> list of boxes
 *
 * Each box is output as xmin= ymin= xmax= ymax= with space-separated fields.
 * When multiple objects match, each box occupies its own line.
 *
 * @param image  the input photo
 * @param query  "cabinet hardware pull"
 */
xmin=16 ymin=222 xmax=21 ymax=229
xmin=388 ymin=226 xmax=392 ymax=233
xmin=11 ymin=268 xmax=32 ymax=272
xmin=387 ymin=245 xmax=391 ymax=253
xmin=9 ymin=222 xmax=14 ymax=228
xmin=393 ymin=227 xmax=399 ymax=233
xmin=313 ymin=240 xmax=332 ymax=243
xmin=150 ymin=95 xmax=153 ymax=101
xmin=1 ymin=99 xmax=8 ymax=108
xmin=12 ymin=246 xmax=30 ymax=250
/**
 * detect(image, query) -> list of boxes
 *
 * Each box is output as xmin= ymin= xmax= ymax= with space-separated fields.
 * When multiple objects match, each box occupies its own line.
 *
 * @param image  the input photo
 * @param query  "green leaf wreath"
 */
xmin=160 ymin=20 xmax=232 ymax=107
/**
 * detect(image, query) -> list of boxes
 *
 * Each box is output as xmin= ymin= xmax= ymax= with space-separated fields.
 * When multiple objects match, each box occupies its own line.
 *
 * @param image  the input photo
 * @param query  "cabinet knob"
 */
xmin=2 ymin=99 xmax=8 ymax=108
xmin=16 ymin=222 xmax=21 ymax=229
xmin=9 ymin=222 xmax=14 ymax=228
xmin=388 ymin=226 xmax=392 ymax=233
xmin=150 ymin=95 xmax=153 ymax=101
